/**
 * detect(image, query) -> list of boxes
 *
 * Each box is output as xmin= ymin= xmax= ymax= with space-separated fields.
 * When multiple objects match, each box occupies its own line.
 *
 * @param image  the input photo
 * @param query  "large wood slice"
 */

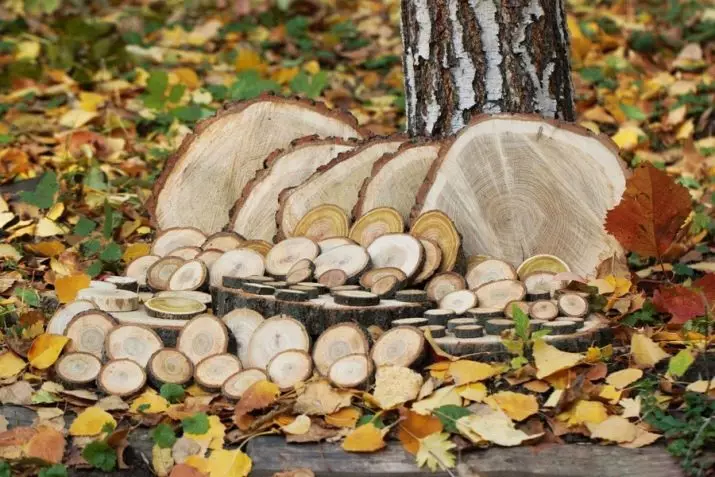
xmin=111 ymin=307 xmax=186 ymax=347
xmin=149 ymin=96 xmax=365 ymax=233
xmin=353 ymin=141 xmax=441 ymax=222
xmin=411 ymin=115 xmax=627 ymax=277
xmin=46 ymin=300 xmax=96 ymax=336
xmin=229 ymin=137 xmax=356 ymax=241
xmin=276 ymin=136 xmax=405 ymax=240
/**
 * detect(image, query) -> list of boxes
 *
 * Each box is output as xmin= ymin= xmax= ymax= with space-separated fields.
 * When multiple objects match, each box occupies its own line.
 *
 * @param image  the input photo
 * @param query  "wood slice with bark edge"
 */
xmin=147 ymin=256 xmax=185 ymax=291
xmin=529 ymin=300 xmax=559 ymax=321
xmin=209 ymin=248 xmax=265 ymax=287
xmin=286 ymin=266 xmax=314 ymax=285
xmin=98 ymin=359 xmax=147 ymax=397
xmin=474 ymin=280 xmax=527 ymax=309
xmin=371 ymin=275 xmax=400 ymax=298
xmin=54 ymin=352 xmax=102 ymax=389
xmin=65 ymin=310 xmax=116 ymax=359
xmin=229 ymin=137 xmax=357 ymax=241
xmin=246 ymin=315 xmax=310 ymax=371
xmin=313 ymin=244 xmax=369 ymax=282
xmin=90 ymin=280 xmax=117 ymax=290
xmin=424 ymin=309 xmax=456 ymax=326
xmin=296 ymin=282 xmax=330 ymax=294
xmin=265 ymin=237 xmax=320 ymax=277
xmin=149 ymin=96 xmax=365 ymax=234
xmin=523 ymin=272 xmax=558 ymax=297
xmin=168 ymin=260 xmax=208 ymax=292
xmin=412 ymin=238 xmax=442 ymax=285
xmin=242 ymin=283 xmax=276 ymax=295
xmin=156 ymin=290 xmax=212 ymax=305
xmin=194 ymin=353 xmax=242 ymax=391
xmin=391 ymin=317 xmax=429 ymax=327
xmin=265 ymin=281 xmax=288 ymax=288
xmin=485 ymin=319 xmax=515 ymax=335
xmin=333 ymin=291 xmax=379 ymax=307
xmin=275 ymin=289 xmax=309 ymax=302
xmin=439 ymin=290 xmax=478 ymax=315
xmin=328 ymin=353 xmax=372 ymax=389
xmin=144 ymin=296 xmax=206 ymax=320
xmin=348 ymin=207 xmax=404 ymax=248
xmin=76 ymin=288 xmax=139 ymax=312
xmin=366 ymin=233 xmax=423 ymax=280
xmin=201 ymin=231 xmax=244 ymax=252
xmin=446 ymin=317 xmax=478 ymax=332
xmin=409 ymin=210 xmax=461 ymax=272
xmin=221 ymin=307 xmax=264 ymax=363
xmin=293 ymin=204 xmax=350 ymax=242
xmin=517 ymin=254 xmax=571 ymax=280
xmin=276 ymin=136 xmax=405 ymax=240
xmin=557 ymin=293 xmax=589 ymax=317
xmin=353 ymin=141 xmax=441 ymax=223
xmin=289 ymin=285 xmax=320 ymax=299
xmin=125 ymin=255 xmax=161 ymax=287
xmin=465 ymin=307 xmax=505 ymax=322
xmin=527 ymin=292 xmax=552 ymax=301
xmin=411 ymin=115 xmax=627 ymax=278
xmin=221 ymin=368 xmax=268 ymax=400
xmin=454 ymin=325 xmax=484 ymax=339
xmin=425 ymin=272 xmax=466 ymax=302
xmin=151 ymin=227 xmax=207 ymax=257
xmin=465 ymin=259 xmax=518 ymax=290
xmin=318 ymin=237 xmax=356 ymax=253
xmin=312 ymin=322 xmax=369 ymax=376
xmin=242 ymin=240 xmax=273 ymax=257
xmin=47 ymin=300 xmax=96 ymax=336
xmin=359 ymin=267 xmax=407 ymax=289
xmin=105 ymin=325 xmax=164 ymax=367
xmin=104 ymin=276 xmax=139 ymax=292
xmin=147 ymin=348 xmax=193 ymax=387
xmin=504 ymin=301 xmax=530 ymax=319
xmin=267 ymin=349 xmax=313 ymax=391
xmin=177 ymin=314 xmax=229 ymax=365
xmin=557 ymin=316 xmax=585 ymax=325
xmin=395 ymin=289 xmax=428 ymax=303
xmin=370 ymin=326 xmax=425 ymax=368
xmin=330 ymin=284 xmax=361 ymax=292
xmin=196 ymin=249 xmax=224 ymax=271
xmin=542 ymin=320 xmax=579 ymax=335
xmin=168 ymin=246 xmax=203 ymax=260
xmin=529 ymin=320 xmax=547 ymax=331
xmin=110 ymin=308 xmax=185 ymax=347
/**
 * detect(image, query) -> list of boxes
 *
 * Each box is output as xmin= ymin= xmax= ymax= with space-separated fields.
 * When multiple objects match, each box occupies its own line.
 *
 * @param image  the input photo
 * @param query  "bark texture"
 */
xmin=401 ymin=0 xmax=575 ymax=137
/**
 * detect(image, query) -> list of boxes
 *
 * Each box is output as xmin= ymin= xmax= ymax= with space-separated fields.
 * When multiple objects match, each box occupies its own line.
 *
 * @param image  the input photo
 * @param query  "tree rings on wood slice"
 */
xmin=222 ymin=368 xmax=268 ymax=400
xmin=178 ymin=314 xmax=229 ymax=365
xmin=557 ymin=293 xmax=589 ymax=317
xmin=47 ymin=300 xmax=96 ymax=336
xmin=168 ymin=260 xmax=208 ymax=292
xmin=147 ymin=256 xmax=185 ymax=291
xmin=65 ymin=310 xmax=116 ymax=358
xmin=98 ymin=359 xmax=146 ymax=397
xmin=196 ymin=249 xmax=223 ymax=270
xmin=168 ymin=246 xmax=203 ymax=260
xmin=542 ymin=320 xmax=578 ymax=335
xmin=314 ymin=244 xmax=369 ymax=281
xmin=409 ymin=211 xmax=461 ymax=272
xmin=426 ymin=272 xmax=466 ymax=302
xmin=156 ymin=290 xmax=212 ymax=305
xmin=54 ymin=352 xmax=102 ymax=389
xmin=265 ymin=237 xmax=319 ymax=277
xmin=267 ymin=349 xmax=313 ymax=391
xmin=221 ymin=308 xmax=264 ymax=364
xmin=110 ymin=309 xmax=185 ymax=348
xmin=333 ymin=290 xmax=379 ymax=306
xmin=77 ymin=288 xmax=139 ymax=312
xmin=420 ymin=324 xmax=446 ymax=338
xmin=504 ymin=300 xmax=530 ymax=319
xmin=125 ymin=255 xmax=161 ymax=287
xmin=242 ymin=240 xmax=273 ymax=257
xmin=318 ymin=237 xmax=356 ymax=253
xmin=395 ymin=289 xmax=428 ymax=303
xmin=412 ymin=239 xmax=442 ymax=285
xmin=454 ymin=325 xmax=484 ymax=339
xmin=391 ymin=317 xmax=429 ymax=327
xmin=371 ymin=326 xmax=425 ymax=368
xmin=523 ymin=272 xmax=557 ymax=297
xmin=367 ymin=234 xmax=423 ymax=279
xmin=145 ymin=296 xmax=206 ymax=320
xmin=465 ymin=307 xmax=504 ymax=322
xmin=104 ymin=276 xmax=138 ymax=292
xmin=349 ymin=207 xmax=404 ymax=247
xmin=312 ymin=322 xmax=369 ymax=375
xmin=439 ymin=290 xmax=477 ymax=314
xmin=296 ymin=282 xmax=330 ymax=294
xmin=194 ymin=353 xmax=242 ymax=391
xmin=517 ymin=254 xmax=571 ymax=280
xmin=152 ymin=227 xmax=207 ymax=257
xmin=242 ymin=283 xmax=276 ymax=295
xmin=370 ymin=275 xmax=400 ymax=298
xmin=275 ymin=289 xmax=309 ymax=302
xmin=285 ymin=258 xmax=315 ymax=284
xmin=246 ymin=315 xmax=310 ymax=371
xmin=202 ymin=231 xmax=244 ymax=252
xmin=210 ymin=248 xmax=265 ymax=287
xmin=288 ymin=285 xmax=320 ymax=299
xmin=106 ymin=325 xmax=164 ymax=367
xmin=474 ymin=280 xmax=526 ymax=309
xmin=318 ymin=269 xmax=348 ymax=288
xmin=359 ymin=267 xmax=406 ymax=289
xmin=447 ymin=317 xmax=477 ymax=331
xmin=328 ymin=353 xmax=372 ymax=389
xmin=485 ymin=319 xmax=514 ymax=335
xmin=148 ymin=349 xmax=193 ymax=387
xmin=465 ymin=259 xmax=517 ymax=289
xmin=529 ymin=300 xmax=559 ymax=320
xmin=293 ymin=204 xmax=350 ymax=241
xmin=424 ymin=309 xmax=455 ymax=326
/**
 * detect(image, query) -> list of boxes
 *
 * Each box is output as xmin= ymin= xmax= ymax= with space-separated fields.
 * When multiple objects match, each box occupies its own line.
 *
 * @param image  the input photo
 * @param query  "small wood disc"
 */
xmin=426 ymin=272 xmax=466 ymax=302
xmin=318 ymin=269 xmax=348 ymax=288
xmin=267 ymin=349 xmax=313 ymax=391
xmin=169 ymin=260 xmax=208 ymax=291
xmin=523 ymin=271 xmax=557 ymax=296
xmin=177 ymin=314 xmax=229 ymax=365
xmin=318 ymin=237 xmax=356 ymax=253
xmin=529 ymin=319 xmax=547 ymax=331
xmin=54 ymin=352 xmax=102 ymax=388
xmin=371 ymin=326 xmax=425 ymax=368
xmin=296 ymin=282 xmax=330 ymax=294
xmin=330 ymin=284 xmax=362 ymax=292
xmin=542 ymin=320 xmax=579 ymax=335
xmin=474 ymin=280 xmax=526 ymax=309
xmin=275 ymin=289 xmax=309 ymax=302
xmin=529 ymin=300 xmax=559 ymax=320
xmin=370 ymin=275 xmax=400 ymax=298
xmin=77 ymin=288 xmax=139 ymax=312
xmin=288 ymin=285 xmax=320 ymax=299
xmin=148 ymin=349 xmax=193 ymax=386
xmin=125 ymin=255 xmax=161 ymax=287
xmin=221 ymin=308 xmax=265 ymax=365
xmin=439 ymin=290 xmax=478 ymax=314
xmin=194 ymin=353 xmax=242 ymax=391
xmin=349 ymin=207 xmax=404 ymax=247
xmin=527 ymin=292 xmax=552 ymax=301
xmin=558 ymin=293 xmax=589 ymax=317
xmin=246 ymin=315 xmax=310 ymax=371
xmin=293 ymin=204 xmax=350 ymax=241
xmin=391 ymin=317 xmax=429 ymax=327
xmin=465 ymin=259 xmax=517 ymax=289
xmin=447 ymin=317 xmax=478 ymax=331
xmin=209 ymin=248 xmax=266 ymax=287
xmin=156 ymin=290 xmax=212 ymax=305
xmin=412 ymin=238 xmax=442 ymax=284
xmin=106 ymin=325 xmax=164 ymax=367
xmin=313 ymin=244 xmax=370 ymax=281
xmin=196 ymin=249 xmax=223 ymax=270
xmin=465 ymin=307 xmax=504 ymax=322
xmin=424 ymin=309 xmax=455 ymax=326
xmin=395 ymin=289 xmax=428 ymax=303
xmin=454 ymin=325 xmax=484 ymax=339
xmin=241 ymin=283 xmax=276 ymax=295
xmin=333 ymin=290 xmax=380 ymax=306
xmin=146 ymin=256 xmax=185 ymax=291
xmin=328 ymin=353 xmax=372 ymax=389
xmin=65 ymin=310 xmax=116 ymax=359
xmin=201 ymin=231 xmax=244 ymax=252
xmin=145 ymin=296 xmax=206 ymax=320
xmin=517 ymin=254 xmax=571 ymax=280
xmin=419 ymin=325 xmax=446 ymax=338
xmin=151 ymin=227 xmax=207 ymax=257
xmin=504 ymin=300 xmax=530 ymax=319
xmin=485 ymin=319 xmax=515 ymax=335
xmin=222 ymin=368 xmax=268 ymax=400
xmin=167 ymin=246 xmax=202 ymax=260
xmin=265 ymin=238 xmax=320 ymax=277
xmin=104 ymin=276 xmax=138 ymax=292
xmin=409 ymin=210 xmax=461 ymax=272
xmin=312 ymin=322 xmax=369 ymax=376
xmin=285 ymin=259 xmax=315 ymax=284
xmin=360 ymin=267 xmax=407 ymax=289
xmin=98 ymin=359 xmax=146 ymax=397
xmin=366 ymin=234 xmax=423 ymax=279
xmin=47 ymin=300 xmax=96 ymax=336
xmin=557 ymin=316 xmax=585 ymax=326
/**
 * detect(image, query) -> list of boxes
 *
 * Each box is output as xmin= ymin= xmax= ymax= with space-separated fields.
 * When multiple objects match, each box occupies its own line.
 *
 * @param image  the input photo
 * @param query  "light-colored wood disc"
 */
xmin=265 ymin=237 xmax=320 ymax=277
xmin=209 ymin=248 xmax=266 ymax=287
xmin=523 ymin=271 xmax=558 ymax=296
xmin=65 ymin=310 xmax=116 ymax=359
xmin=155 ymin=290 xmax=212 ymax=305
xmin=318 ymin=269 xmax=348 ymax=288
xmin=202 ymin=231 xmax=244 ymax=251
xmin=349 ymin=207 xmax=404 ymax=247
xmin=370 ymin=326 xmax=424 ymax=368
xmin=409 ymin=211 xmax=461 ymax=272
xmin=241 ymin=240 xmax=273 ymax=257
xmin=194 ymin=353 xmax=242 ymax=390
xmin=76 ymin=288 xmax=139 ymax=312
xmin=557 ymin=293 xmax=589 ymax=317
xmin=246 ymin=315 xmax=310 ymax=371
xmin=221 ymin=308 xmax=265 ymax=365
xmin=177 ymin=314 xmax=229 ymax=365
xmin=366 ymin=233 xmax=423 ymax=279
xmin=313 ymin=244 xmax=370 ymax=280
xmin=293 ymin=204 xmax=350 ymax=241
xmin=359 ymin=267 xmax=407 ymax=289
xmin=312 ymin=322 xmax=369 ymax=376
xmin=196 ymin=249 xmax=224 ymax=271
xmin=148 ymin=348 xmax=193 ymax=386
xmin=465 ymin=259 xmax=517 ymax=289
xmin=151 ymin=227 xmax=207 ymax=257
xmin=47 ymin=300 xmax=96 ymax=336
xmin=168 ymin=260 xmax=208 ymax=291
xmin=125 ymin=255 xmax=161 ymax=287
xmin=106 ymin=325 xmax=164 ymax=367
xmin=517 ymin=254 xmax=571 ymax=280
xmin=267 ymin=349 xmax=313 ymax=391
xmin=167 ymin=246 xmax=202 ymax=260
xmin=222 ymin=368 xmax=268 ymax=400
xmin=146 ymin=256 xmax=185 ymax=291
xmin=98 ymin=359 xmax=146 ymax=397
xmin=144 ymin=296 xmax=206 ymax=320
xmin=425 ymin=272 xmax=466 ymax=302
xmin=328 ymin=353 xmax=372 ymax=389
xmin=318 ymin=237 xmax=356 ymax=253
xmin=412 ymin=238 xmax=442 ymax=285
xmin=529 ymin=300 xmax=559 ymax=320
xmin=474 ymin=280 xmax=527 ymax=309
xmin=439 ymin=289 xmax=478 ymax=314
xmin=54 ymin=352 xmax=102 ymax=387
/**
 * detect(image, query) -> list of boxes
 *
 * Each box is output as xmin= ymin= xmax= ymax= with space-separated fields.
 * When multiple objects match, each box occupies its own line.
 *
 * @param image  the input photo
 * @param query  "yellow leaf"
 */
xmin=631 ymin=334 xmax=670 ymax=368
xmin=0 ymin=244 xmax=22 ymax=261
xmin=206 ymin=448 xmax=252 ymax=477
xmin=533 ymin=339 xmax=583 ymax=379
xmin=611 ymin=125 xmax=646 ymax=151
xmin=55 ymin=273 xmax=91 ymax=303
xmin=486 ymin=391 xmax=538 ymax=422
xmin=412 ymin=385 xmax=462 ymax=415
xmin=186 ymin=415 xmax=225 ymax=450
xmin=46 ymin=203 xmax=64 ymax=221
xmin=427 ymin=361 xmax=450 ymax=380
xmin=130 ymin=390 xmax=170 ymax=414
xmin=0 ymin=351 xmax=27 ymax=378
xmin=122 ymin=243 xmax=150 ymax=263
xmin=325 ymin=407 xmax=361 ymax=428
xmin=234 ymin=48 xmax=265 ymax=73
xmin=456 ymin=405 xmax=541 ymax=447
xmin=620 ymin=396 xmax=641 ymax=419
xmin=584 ymin=347 xmax=602 ymax=363
xmin=604 ymin=275 xmax=631 ymax=297
xmin=456 ymin=382 xmax=487 ymax=402
xmin=686 ymin=378 xmax=715 ymax=393
xmin=415 ymin=432 xmax=456 ymax=471
xmin=303 ymin=60 xmax=320 ymax=75
xmin=35 ymin=218 xmax=66 ymax=237
xmin=586 ymin=415 xmax=638 ymax=443
xmin=27 ymin=334 xmax=69 ymax=370
xmin=173 ymin=68 xmax=201 ymax=90
xmin=79 ymin=92 xmax=106 ymax=112
xmin=234 ymin=380 xmax=280 ymax=420
xmin=598 ymin=385 xmax=622 ymax=404
xmin=272 ymin=67 xmax=299 ymax=85
xmin=281 ymin=414 xmax=311 ymax=435
xmin=448 ymin=360 xmax=496 ymax=385
xmin=342 ymin=423 xmax=386 ymax=453
xmin=619 ymin=427 xmax=661 ymax=449
xmin=69 ymin=406 xmax=117 ymax=436
xmin=606 ymin=368 xmax=643 ymax=389
xmin=676 ymin=119 xmax=694 ymax=141
xmin=22 ymin=321 xmax=44 ymax=340
xmin=26 ymin=240 xmax=66 ymax=258
xmin=59 ymin=109 xmax=98 ymax=129
xmin=152 ymin=445 xmax=174 ymax=477
xmin=184 ymin=455 xmax=210 ymax=473
xmin=16 ymin=41 xmax=41 ymax=61
xmin=558 ymin=400 xmax=608 ymax=426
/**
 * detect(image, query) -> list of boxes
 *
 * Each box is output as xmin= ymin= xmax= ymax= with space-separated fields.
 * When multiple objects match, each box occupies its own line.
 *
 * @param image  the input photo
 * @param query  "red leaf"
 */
xmin=605 ymin=163 xmax=691 ymax=259
xmin=652 ymin=285 xmax=704 ymax=324
xmin=693 ymin=273 xmax=715 ymax=308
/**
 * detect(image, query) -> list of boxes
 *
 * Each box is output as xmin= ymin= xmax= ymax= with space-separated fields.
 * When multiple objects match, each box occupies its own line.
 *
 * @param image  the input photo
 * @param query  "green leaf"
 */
xmin=531 ymin=329 xmax=552 ymax=340
xmin=32 ymin=390 xmax=58 ymax=404
xmin=168 ymin=84 xmax=186 ymax=103
xmin=137 ymin=403 xmax=150 ymax=413
xmin=170 ymin=105 xmax=204 ymax=122
xmin=101 ymin=421 xmax=116 ymax=433
xmin=182 ymin=412 xmax=209 ymax=434
xmin=146 ymin=70 xmax=168 ymax=98
xmin=363 ymin=55 xmax=400 ymax=70
xmin=433 ymin=405 xmax=472 ymax=433
xmin=13 ymin=287 xmax=40 ymax=307
xmin=0 ymin=460 xmax=10 ymax=477
xmin=0 ymin=134 xmax=13 ymax=144
xmin=103 ymin=201 xmax=120 ymax=240
xmin=160 ymin=383 xmax=185 ymax=403
xmin=229 ymin=71 xmax=280 ymax=100
xmin=38 ymin=464 xmax=68 ymax=477
xmin=86 ymin=260 xmax=103 ymax=278
xmin=285 ymin=16 xmax=310 ymax=38
xmin=100 ymin=242 xmax=122 ymax=263
xmin=356 ymin=414 xmax=385 ymax=429
xmin=668 ymin=349 xmax=694 ymax=378
xmin=19 ymin=170 xmax=58 ymax=209
xmin=80 ymin=238 xmax=102 ymax=257
xmin=510 ymin=355 xmax=528 ymax=369
xmin=290 ymin=71 xmax=328 ymax=99
xmin=619 ymin=104 xmax=648 ymax=121
xmin=84 ymin=166 xmax=108 ymax=190
xmin=672 ymin=263 xmax=695 ymax=278
xmin=512 ymin=305 xmax=530 ymax=341
xmin=73 ymin=216 xmax=97 ymax=237
xmin=82 ymin=440 xmax=117 ymax=472
xmin=152 ymin=423 xmax=177 ymax=449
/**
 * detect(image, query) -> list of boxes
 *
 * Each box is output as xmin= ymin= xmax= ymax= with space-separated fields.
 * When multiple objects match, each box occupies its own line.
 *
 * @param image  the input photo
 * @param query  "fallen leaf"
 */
xmin=233 ymin=380 xmax=280 ymax=422
xmin=486 ymin=391 xmax=539 ymax=422
xmin=611 ymin=125 xmax=646 ymax=151
xmin=606 ymin=368 xmax=643 ymax=389
xmin=653 ymin=285 xmax=705 ymax=324
xmin=619 ymin=427 xmax=661 ymax=448
xmin=69 ymin=406 xmax=117 ymax=436
xmin=206 ymin=448 xmax=252 ymax=477
xmin=153 ymin=444 xmax=175 ymax=477
xmin=685 ymin=379 xmax=715 ymax=393
xmin=342 ymin=423 xmax=386 ymax=453
xmin=28 ymin=334 xmax=70 ymax=369
xmin=631 ymin=333 xmax=670 ymax=368
xmin=170 ymin=463 xmax=208 ymax=477
xmin=397 ymin=408 xmax=442 ymax=455
xmin=456 ymin=382 xmax=488 ymax=402
xmin=0 ymin=351 xmax=26 ymax=378
xmin=184 ymin=455 xmax=210 ymax=473
xmin=24 ymin=425 xmax=65 ymax=464
xmin=586 ymin=415 xmax=638 ymax=443
xmin=294 ymin=380 xmax=351 ymax=416
xmin=598 ymin=384 xmax=622 ymax=404
xmin=131 ymin=390 xmax=170 ymax=414
xmin=0 ymin=381 xmax=33 ymax=405
xmin=285 ymin=421 xmax=340 ymax=443
xmin=558 ymin=400 xmax=608 ymax=426
xmin=448 ymin=360 xmax=496 ymax=385
xmin=59 ymin=109 xmax=98 ymax=129
xmin=25 ymin=240 xmax=66 ymax=257
xmin=415 ymin=432 xmax=455 ymax=471
xmin=281 ymin=415 xmax=311 ymax=435
xmin=373 ymin=365 xmax=423 ymax=409
xmin=412 ymin=385 xmax=462 ymax=415
xmin=122 ymin=243 xmax=150 ymax=263
xmin=456 ymin=405 xmax=541 ymax=447
xmin=325 ymin=407 xmax=361 ymax=428
xmin=533 ymin=339 xmax=583 ymax=379
xmin=172 ymin=437 xmax=203 ymax=464
xmin=620 ymin=397 xmax=641 ymax=419
xmin=55 ymin=273 xmax=91 ymax=303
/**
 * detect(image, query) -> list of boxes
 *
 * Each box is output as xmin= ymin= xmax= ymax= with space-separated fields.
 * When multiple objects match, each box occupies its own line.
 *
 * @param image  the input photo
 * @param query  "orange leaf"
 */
xmin=170 ymin=464 xmax=208 ymax=477
xmin=397 ymin=408 xmax=442 ymax=455
xmin=325 ymin=407 xmax=362 ymax=428
xmin=341 ymin=423 xmax=386 ymax=453
xmin=25 ymin=240 xmax=66 ymax=258
xmin=233 ymin=380 xmax=280 ymax=423
xmin=605 ymin=163 xmax=691 ymax=259
xmin=55 ymin=273 xmax=91 ymax=303
xmin=25 ymin=426 xmax=65 ymax=464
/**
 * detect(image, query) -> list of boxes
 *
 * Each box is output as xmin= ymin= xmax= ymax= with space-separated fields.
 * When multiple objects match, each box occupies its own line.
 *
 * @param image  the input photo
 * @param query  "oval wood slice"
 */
xmin=285 ymin=262 xmax=315 ymax=285
xmin=194 ymin=353 xmax=242 ymax=391
xmin=147 ymin=256 xmax=185 ymax=291
xmin=145 ymin=296 xmax=206 ymax=320
xmin=333 ymin=290 xmax=379 ymax=306
xmin=485 ymin=319 xmax=515 ymax=335
xmin=465 ymin=259 xmax=517 ymax=289
xmin=328 ymin=353 xmax=372 ymax=389
xmin=367 ymin=233 xmax=423 ymax=280
xmin=156 ymin=290 xmax=212 ymax=305
xmin=222 ymin=368 xmax=268 ymax=400
xmin=558 ymin=293 xmax=589 ymax=317
xmin=348 ymin=207 xmax=404 ymax=247
xmin=196 ymin=249 xmax=224 ymax=271
xmin=169 ymin=260 xmax=208 ymax=291
xmin=425 ymin=272 xmax=466 ymax=302
xmin=529 ymin=300 xmax=559 ymax=320
xmin=312 ymin=322 xmax=369 ymax=376
xmin=371 ymin=275 xmax=400 ymax=298
xmin=177 ymin=314 xmax=229 ymax=365
xmin=293 ymin=204 xmax=350 ymax=241
xmin=98 ymin=359 xmax=146 ymax=397
xmin=54 ymin=352 xmax=102 ymax=388
xmin=168 ymin=246 xmax=202 ymax=260
xmin=542 ymin=320 xmax=579 ymax=335
xmin=288 ymin=285 xmax=320 ymax=299
xmin=125 ymin=255 xmax=161 ymax=287
xmin=202 ymin=231 xmax=244 ymax=251
xmin=267 ymin=349 xmax=313 ymax=391
xmin=392 ymin=317 xmax=429 ymax=327
xmin=475 ymin=280 xmax=526 ymax=309
xmin=221 ymin=308 xmax=265 ymax=365
xmin=318 ymin=237 xmax=356 ymax=253
xmin=371 ymin=326 xmax=425 ymax=368
xmin=313 ymin=244 xmax=369 ymax=281
xmin=420 ymin=324 xmax=446 ymax=338
xmin=446 ymin=317 xmax=478 ymax=331
xmin=151 ymin=227 xmax=207 ymax=257
xmin=47 ymin=300 xmax=96 ymax=336
xmin=454 ymin=325 xmax=484 ymax=339
xmin=148 ymin=348 xmax=194 ymax=387
xmin=504 ymin=300 xmax=530 ymax=319
xmin=246 ymin=315 xmax=310 ymax=371
xmin=106 ymin=325 xmax=164 ymax=367
xmin=318 ymin=269 xmax=348 ymax=288
xmin=409 ymin=210 xmax=461 ymax=272
xmin=465 ymin=307 xmax=505 ymax=321
xmin=210 ymin=248 xmax=266 ymax=287
xmin=412 ymin=238 xmax=442 ymax=285
xmin=424 ymin=309 xmax=456 ymax=326
xmin=439 ymin=290 xmax=478 ymax=314
xmin=65 ymin=310 xmax=116 ymax=359
xmin=110 ymin=308 xmax=186 ymax=348
xmin=517 ymin=254 xmax=571 ymax=280
xmin=77 ymin=288 xmax=139 ymax=312
xmin=265 ymin=237 xmax=320 ymax=277
xmin=360 ymin=267 xmax=406 ymax=289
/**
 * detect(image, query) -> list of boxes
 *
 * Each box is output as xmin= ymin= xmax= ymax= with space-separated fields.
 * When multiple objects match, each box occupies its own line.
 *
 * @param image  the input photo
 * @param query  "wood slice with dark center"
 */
xmin=333 ymin=290 xmax=379 ymax=307
xmin=529 ymin=300 xmax=559 ymax=320
xmin=426 ymin=272 xmax=466 ymax=302
xmin=222 ymin=368 xmax=268 ymax=400
xmin=98 ymin=359 xmax=147 ymax=397
xmin=370 ymin=326 xmax=424 ymax=368
xmin=267 ymin=349 xmax=313 ymax=391
xmin=348 ymin=207 xmax=404 ymax=247
xmin=148 ymin=348 xmax=193 ymax=387
xmin=105 ymin=325 xmax=164 ymax=367
xmin=54 ymin=352 xmax=102 ymax=389
xmin=194 ymin=353 xmax=242 ymax=391
xmin=151 ymin=227 xmax=207 ymax=257
xmin=168 ymin=260 xmax=208 ymax=291
xmin=312 ymin=322 xmax=369 ymax=376
xmin=328 ymin=353 xmax=372 ymax=389
xmin=145 ymin=296 xmax=206 ymax=320
xmin=177 ymin=314 xmax=229 ymax=365
xmin=147 ymin=256 xmax=185 ymax=291
xmin=65 ymin=310 xmax=116 ymax=359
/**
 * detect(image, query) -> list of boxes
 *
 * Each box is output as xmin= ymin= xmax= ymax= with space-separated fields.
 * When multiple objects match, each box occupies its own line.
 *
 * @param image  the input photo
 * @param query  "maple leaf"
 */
xmin=397 ymin=408 xmax=443 ymax=455
xmin=652 ymin=285 xmax=704 ymax=324
xmin=605 ymin=163 xmax=691 ymax=260
xmin=415 ymin=432 xmax=456 ymax=471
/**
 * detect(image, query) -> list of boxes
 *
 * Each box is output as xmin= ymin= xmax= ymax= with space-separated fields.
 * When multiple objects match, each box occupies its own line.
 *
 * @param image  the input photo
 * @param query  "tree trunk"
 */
xmin=401 ymin=0 xmax=576 ymax=137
